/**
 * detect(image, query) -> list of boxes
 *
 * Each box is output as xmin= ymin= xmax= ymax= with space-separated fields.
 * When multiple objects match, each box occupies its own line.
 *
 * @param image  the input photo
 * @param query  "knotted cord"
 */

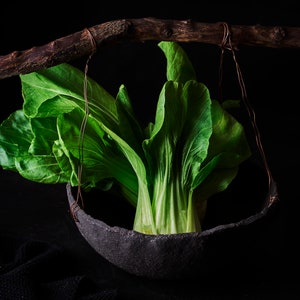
xmin=219 ymin=22 xmax=278 ymax=207
xmin=72 ymin=28 xmax=97 ymax=220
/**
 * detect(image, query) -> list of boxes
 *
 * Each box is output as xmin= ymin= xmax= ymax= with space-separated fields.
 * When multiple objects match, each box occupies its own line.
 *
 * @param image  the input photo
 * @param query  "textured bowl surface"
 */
xmin=66 ymin=180 xmax=279 ymax=279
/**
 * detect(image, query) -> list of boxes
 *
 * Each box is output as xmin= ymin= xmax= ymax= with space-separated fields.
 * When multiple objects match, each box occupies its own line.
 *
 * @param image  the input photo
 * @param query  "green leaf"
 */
xmin=191 ymin=99 xmax=252 ymax=217
xmin=180 ymin=80 xmax=213 ymax=188
xmin=158 ymin=41 xmax=197 ymax=83
xmin=56 ymin=107 xmax=139 ymax=200
xmin=141 ymin=80 xmax=213 ymax=233
xmin=115 ymin=84 xmax=145 ymax=158
xmin=100 ymin=122 xmax=156 ymax=234
xmin=0 ymin=110 xmax=33 ymax=170
xmin=29 ymin=117 xmax=59 ymax=155
xmin=15 ymin=154 xmax=70 ymax=183
xmin=21 ymin=63 xmax=119 ymax=130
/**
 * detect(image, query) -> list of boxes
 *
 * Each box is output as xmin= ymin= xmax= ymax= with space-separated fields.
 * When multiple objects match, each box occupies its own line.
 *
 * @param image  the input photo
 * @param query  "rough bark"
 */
xmin=1 ymin=18 xmax=299 ymax=80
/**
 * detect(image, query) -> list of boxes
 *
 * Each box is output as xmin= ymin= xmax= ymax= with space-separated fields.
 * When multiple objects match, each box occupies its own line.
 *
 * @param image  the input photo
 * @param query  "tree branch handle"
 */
xmin=1 ymin=18 xmax=299 ymax=80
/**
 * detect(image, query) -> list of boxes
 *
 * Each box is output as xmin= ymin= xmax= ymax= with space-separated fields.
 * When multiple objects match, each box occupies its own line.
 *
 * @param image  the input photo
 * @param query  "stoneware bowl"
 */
xmin=66 ymin=161 xmax=280 ymax=280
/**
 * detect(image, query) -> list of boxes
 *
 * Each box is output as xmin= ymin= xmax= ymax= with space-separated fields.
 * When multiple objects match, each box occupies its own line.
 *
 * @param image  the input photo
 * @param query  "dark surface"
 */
xmin=1 ymin=3 xmax=299 ymax=299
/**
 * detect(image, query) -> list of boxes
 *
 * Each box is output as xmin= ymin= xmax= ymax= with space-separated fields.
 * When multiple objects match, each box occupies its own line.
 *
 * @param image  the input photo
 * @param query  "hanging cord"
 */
xmin=219 ymin=22 xmax=278 ymax=207
xmin=71 ymin=28 xmax=97 ymax=220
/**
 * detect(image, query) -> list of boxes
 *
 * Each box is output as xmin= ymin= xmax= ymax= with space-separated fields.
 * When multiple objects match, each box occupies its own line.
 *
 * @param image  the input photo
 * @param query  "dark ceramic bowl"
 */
xmin=66 ymin=161 xmax=280 ymax=280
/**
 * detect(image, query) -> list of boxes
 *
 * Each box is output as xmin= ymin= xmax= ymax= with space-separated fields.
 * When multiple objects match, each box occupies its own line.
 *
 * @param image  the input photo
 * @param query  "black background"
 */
xmin=0 ymin=2 xmax=299 ymax=299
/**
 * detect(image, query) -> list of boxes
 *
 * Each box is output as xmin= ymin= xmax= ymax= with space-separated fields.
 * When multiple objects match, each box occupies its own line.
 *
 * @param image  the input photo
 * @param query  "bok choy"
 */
xmin=0 ymin=41 xmax=251 ymax=234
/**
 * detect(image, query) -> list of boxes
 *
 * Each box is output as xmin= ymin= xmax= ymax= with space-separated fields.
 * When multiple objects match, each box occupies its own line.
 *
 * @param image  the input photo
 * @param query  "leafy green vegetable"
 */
xmin=0 ymin=41 xmax=251 ymax=234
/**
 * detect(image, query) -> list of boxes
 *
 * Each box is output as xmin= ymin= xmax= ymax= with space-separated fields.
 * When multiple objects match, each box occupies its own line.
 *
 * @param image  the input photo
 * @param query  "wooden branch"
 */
xmin=1 ymin=18 xmax=299 ymax=80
